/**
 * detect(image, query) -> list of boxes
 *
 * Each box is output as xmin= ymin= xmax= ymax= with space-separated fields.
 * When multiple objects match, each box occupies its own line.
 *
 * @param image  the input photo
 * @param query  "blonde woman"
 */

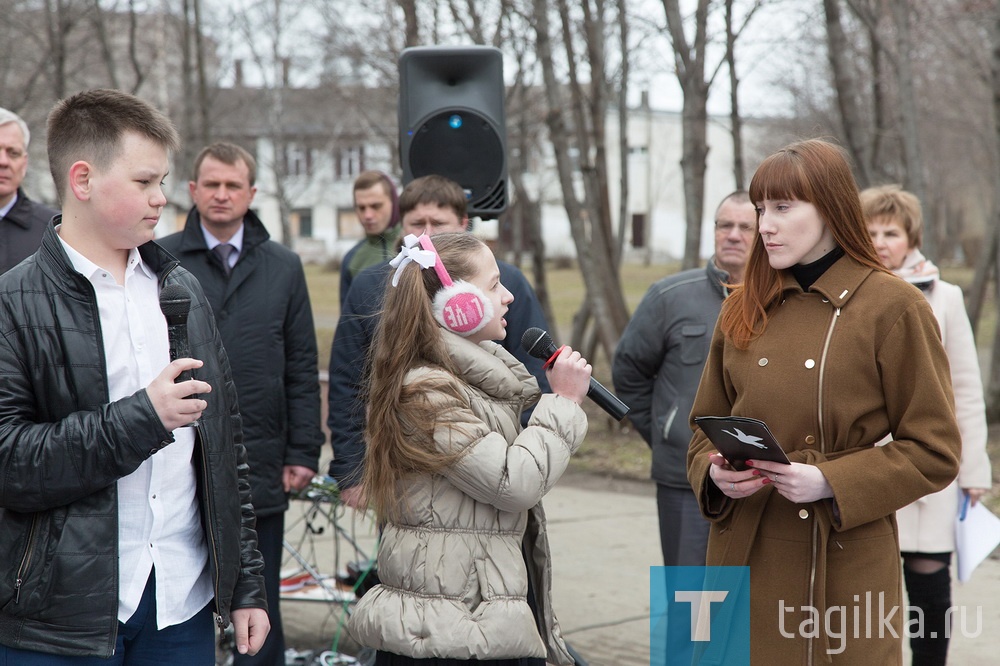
xmin=862 ymin=184 xmax=991 ymax=666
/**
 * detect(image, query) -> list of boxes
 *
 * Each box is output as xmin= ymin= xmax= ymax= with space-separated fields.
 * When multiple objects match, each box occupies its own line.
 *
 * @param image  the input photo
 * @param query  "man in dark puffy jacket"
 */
xmin=0 ymin=89 xmax=268 ymax=661
xmin=328 ymin=175 xmax=551 ymax=509
xmin=159 ymin=141 xmax=323 ymax=666
xmin=613 ymin=191 xmax=755 ymax=567
xmin=0 ymin=107 xmax=57 ymax=273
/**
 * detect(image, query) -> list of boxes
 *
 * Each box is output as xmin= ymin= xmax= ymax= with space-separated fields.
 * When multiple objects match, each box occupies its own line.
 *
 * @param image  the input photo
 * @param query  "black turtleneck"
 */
xmin=790 ymin=246 xmax=845 ymax=291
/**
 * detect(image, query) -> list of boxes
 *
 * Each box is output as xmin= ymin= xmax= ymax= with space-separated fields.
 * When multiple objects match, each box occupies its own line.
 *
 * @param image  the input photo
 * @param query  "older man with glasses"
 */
xmin=613 ymin=190 xmax=756 ymax=566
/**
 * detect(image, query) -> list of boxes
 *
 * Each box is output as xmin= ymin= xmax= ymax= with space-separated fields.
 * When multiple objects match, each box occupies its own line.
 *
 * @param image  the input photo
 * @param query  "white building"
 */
xmin=190 ymin=83 xmax=774 ymax=264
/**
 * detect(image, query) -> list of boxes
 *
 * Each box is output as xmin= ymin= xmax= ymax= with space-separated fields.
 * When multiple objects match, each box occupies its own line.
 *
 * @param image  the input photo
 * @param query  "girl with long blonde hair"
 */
xmin=348 ymin=232 xmax=591 ymax=666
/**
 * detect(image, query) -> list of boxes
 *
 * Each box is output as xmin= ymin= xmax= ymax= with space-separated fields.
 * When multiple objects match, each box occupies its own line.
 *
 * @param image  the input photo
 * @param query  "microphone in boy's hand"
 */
xmin=520 ymin=327 xmax=630 ymax=421
xmin=160 ymin=284 xmax=194 ymax=381
xmin=160 ymin=284 xmax=201 ymax=427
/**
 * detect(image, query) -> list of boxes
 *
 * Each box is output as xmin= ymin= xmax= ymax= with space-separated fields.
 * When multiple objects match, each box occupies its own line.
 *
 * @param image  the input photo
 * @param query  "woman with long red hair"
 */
xmin=687 ymin=139 xmax=961 ymax=664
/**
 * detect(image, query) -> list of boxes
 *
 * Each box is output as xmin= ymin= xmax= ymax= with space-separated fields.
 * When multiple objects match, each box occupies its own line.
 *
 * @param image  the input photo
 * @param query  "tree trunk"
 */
xmin=725 ymin=0 xmax=745 ymax=189
xmin=192 ymin=0 xmax=210 ymax=147
xmin=616 ymin=0 xmax=630 ymax=268
xmin=982 ymin=6 xmax=1000 ymax=421
xmin=890 ymin=0 xmax=931 ymax=258
xmin=534 ymin=0 xmax=629 ymax=360
xmin=823 ymin=0 xmax=872 ymax=186
xmin=398 ymin=0 xmax=419 ymax=47
xmin=662 ymin=0 xmax=711 ymax=271
xmin=179 ymin=0 xmax=197 ymax=181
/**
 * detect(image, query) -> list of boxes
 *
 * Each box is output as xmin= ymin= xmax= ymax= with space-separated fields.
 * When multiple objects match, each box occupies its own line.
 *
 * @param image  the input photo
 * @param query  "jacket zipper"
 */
xmin=197 ymin=420 xmax=225 ymax=632
xmin=160 ymin=266 xmax=223 ymax=630
xmin=13 ymin=514 xmax=39 ymax=604
xmin=806 ymin=305 xmax=841 ymax=666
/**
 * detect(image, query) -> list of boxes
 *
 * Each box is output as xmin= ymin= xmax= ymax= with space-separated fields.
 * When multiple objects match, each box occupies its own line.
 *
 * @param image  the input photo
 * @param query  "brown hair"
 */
xmin=721 ymin=139 xmax=887 ymax=349
xmin=398 ymin=175 xmax=467 ymax=220
xmin=362 ymin=232 xmax=489 ymax=521
xmin=859 ymin=184 xmax=923 ymax=249
xmin=46 ymin=89 xmax=179 ymax=203
xmin=192 ymin=141 xmax=257 ymax=185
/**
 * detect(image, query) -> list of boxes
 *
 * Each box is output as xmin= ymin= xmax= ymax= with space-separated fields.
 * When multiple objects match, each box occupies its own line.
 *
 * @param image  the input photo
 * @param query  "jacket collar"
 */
xmin=440 ymin=329 xmax=541 ymax=405
xmin=176 ymin=206 xmax=270 ymax=253
xmin=36 ymin=217 xmax=179 ymax=296
xmin=705 ymin=258 xmax=731 ymax=298
xmin=780 ymin=253 xmax=875 ymax=308
xmin=5 ymin=188 xmax=34 ymax=229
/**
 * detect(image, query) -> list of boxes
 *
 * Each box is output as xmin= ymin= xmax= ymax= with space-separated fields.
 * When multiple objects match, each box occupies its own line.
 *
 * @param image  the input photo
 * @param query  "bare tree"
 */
xmin=398 ymin=0 xmax=420 ymax=47
xmin=661 ymin=0 xmax=759 ymax=269
xmin=661 ymin=0 xmax=711 ymax=270
xmin=887 ymin=0 xmax=930 ymax=256
xmin=823 ymin=0 xmax=874 ymax=187
xmin=979 ymin=4 xmax=1000 ymax=420
xmin=532 ymin=0 xmax=629 ymax=358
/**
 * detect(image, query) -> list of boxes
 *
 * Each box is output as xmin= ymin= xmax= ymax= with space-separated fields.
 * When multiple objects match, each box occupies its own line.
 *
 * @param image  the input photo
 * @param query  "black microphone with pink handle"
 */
xmin=520 ymin=327 xmax=630 ymax=421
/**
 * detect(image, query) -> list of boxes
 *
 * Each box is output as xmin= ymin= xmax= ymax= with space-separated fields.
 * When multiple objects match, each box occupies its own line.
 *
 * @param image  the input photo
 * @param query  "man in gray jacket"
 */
xmin=0 ymin=107 xmax=57 ymax=273
xmin=613 ymin=191 xmax=755 ymax=566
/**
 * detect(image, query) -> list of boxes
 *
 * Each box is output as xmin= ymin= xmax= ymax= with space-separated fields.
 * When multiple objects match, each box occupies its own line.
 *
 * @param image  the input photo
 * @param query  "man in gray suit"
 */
xmin=613 ymin=191 xmax=755 ymax=566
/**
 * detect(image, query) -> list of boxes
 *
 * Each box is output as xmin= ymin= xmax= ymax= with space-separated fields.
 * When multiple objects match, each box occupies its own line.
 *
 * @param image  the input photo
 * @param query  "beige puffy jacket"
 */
xmin=348 ymin=331 xmax=588 ymax=663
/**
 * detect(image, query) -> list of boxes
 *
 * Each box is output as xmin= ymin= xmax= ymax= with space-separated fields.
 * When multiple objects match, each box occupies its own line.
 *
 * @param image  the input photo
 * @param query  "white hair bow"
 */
xmin=389 ymin=234 xmax=438 ymax=286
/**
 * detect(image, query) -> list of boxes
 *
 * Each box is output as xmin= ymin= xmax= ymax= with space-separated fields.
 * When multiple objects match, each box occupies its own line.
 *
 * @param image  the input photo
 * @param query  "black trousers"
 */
xmin=656 ymin=484 xmax=710 ymax=566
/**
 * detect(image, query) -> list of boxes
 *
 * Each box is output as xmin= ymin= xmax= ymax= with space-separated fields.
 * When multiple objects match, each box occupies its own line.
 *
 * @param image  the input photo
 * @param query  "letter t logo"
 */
xmin=674 ymin=590 xmax=729 ymax=641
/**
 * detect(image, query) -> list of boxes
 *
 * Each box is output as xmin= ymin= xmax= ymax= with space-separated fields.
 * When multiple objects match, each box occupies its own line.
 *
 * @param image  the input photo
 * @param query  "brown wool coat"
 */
xmin=687 ymin=255 xmax=961 ymax=666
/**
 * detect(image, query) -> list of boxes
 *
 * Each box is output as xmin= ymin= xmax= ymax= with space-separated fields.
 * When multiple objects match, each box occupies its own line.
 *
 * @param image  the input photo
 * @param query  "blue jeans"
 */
xmin=0 ymin=570 xmax=215 ymax=665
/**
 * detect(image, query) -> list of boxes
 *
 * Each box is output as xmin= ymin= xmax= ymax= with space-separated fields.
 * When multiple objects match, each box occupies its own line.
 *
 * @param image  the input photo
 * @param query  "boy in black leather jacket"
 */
xmin=0 ymin=89 xmax=268 ymax=662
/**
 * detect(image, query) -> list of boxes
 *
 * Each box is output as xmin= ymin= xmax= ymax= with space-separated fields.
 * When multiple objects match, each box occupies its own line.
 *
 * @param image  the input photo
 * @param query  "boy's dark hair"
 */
xmin=398 ymin=175 xmax=467 ymax=220
xmin=192 ymin=142 xmax=257 ymax=186
xmin=46 ymin=89 xmax=180 ymax=203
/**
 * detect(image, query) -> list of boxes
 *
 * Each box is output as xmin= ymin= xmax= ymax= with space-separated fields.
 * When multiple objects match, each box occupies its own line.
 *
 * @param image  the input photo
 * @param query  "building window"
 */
xmin=292 ymin=208 xmax=313 ymax=238
xmin=631 ymin=213 xmax=646 ymax=249
xmin=283 ymin=143 xmax=312 ymax=177
xmin=336 ymin=145 xmax=365 ymax=179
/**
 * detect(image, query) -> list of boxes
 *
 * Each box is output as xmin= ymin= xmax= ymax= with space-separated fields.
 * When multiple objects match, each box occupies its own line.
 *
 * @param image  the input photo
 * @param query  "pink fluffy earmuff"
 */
xmin=417 ymin=235 xmax=493 ymax=337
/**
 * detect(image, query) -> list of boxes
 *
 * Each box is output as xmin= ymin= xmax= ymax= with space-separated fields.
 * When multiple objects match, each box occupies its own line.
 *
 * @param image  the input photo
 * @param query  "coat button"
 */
xmin=799 ymin=509 xmax=809 ymax=519
xmin=804 ymin=359 xmax=816 ymax=369
xmin=758 ymin=358 xmax=768 ymax=367
xmin=805 ymin=435 xmax=816 ymax=445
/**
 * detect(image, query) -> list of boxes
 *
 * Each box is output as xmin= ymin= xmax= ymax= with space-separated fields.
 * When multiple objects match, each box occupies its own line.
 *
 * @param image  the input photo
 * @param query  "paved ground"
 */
xmin=277 ymin=472 xmax=1000 ymax=665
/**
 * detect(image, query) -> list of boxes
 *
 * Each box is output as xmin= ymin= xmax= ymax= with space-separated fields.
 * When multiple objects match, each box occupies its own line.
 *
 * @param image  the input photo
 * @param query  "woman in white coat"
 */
xmin=861 ymin=184 xmax=992 ymax=666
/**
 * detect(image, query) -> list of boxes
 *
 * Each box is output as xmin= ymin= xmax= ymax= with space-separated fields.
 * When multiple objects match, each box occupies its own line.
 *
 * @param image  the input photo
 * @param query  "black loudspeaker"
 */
xmin=398 ymin=45 xmax=508 ymax=218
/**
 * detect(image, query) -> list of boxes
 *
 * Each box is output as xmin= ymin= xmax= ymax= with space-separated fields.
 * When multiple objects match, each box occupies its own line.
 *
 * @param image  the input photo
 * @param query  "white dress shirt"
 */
xmin=58 ymin=233 xmax=213 ymax=628
xmin=0 ymin=191 xmax=16 ymax=218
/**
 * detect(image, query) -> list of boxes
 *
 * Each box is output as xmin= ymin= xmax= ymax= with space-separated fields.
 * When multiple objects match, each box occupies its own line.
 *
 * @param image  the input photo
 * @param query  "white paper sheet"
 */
xmin=955 ymin=495 xmax=1000 ymax=583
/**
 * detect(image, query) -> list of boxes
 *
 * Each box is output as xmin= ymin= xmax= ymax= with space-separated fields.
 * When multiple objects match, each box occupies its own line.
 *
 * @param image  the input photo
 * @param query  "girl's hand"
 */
xmin=749 ymin=460 xmax=834 ymax=504
xmin=708 ymin=452 xmax=768 ymax=497
xmin=546 ymin=346 xmax=592 ymax=404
